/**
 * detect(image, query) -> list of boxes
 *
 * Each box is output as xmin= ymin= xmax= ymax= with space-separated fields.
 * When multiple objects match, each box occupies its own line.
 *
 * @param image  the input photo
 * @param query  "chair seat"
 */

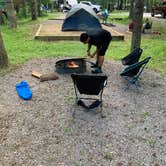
xmin=120 ymin=57 xmax=151 ymax=91
xmin=71 ymin=74 xmax=107 ymax=95
xmin=71 ymin=74 xmax=108 ymax=117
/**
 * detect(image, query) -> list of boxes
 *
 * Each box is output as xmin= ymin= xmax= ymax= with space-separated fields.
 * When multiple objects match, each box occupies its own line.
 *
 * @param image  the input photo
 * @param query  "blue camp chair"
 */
xmin=71 ymin=74 xmax=108 ymax=117
xmin=122 ymin=48 xmax=143 ymax=65
xmin=120 ymin=57 xmax=151 ymax=92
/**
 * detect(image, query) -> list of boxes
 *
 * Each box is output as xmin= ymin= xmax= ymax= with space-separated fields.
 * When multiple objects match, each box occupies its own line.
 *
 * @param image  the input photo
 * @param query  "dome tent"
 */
xmin=62 ymin=4 xmax=102 ymax=31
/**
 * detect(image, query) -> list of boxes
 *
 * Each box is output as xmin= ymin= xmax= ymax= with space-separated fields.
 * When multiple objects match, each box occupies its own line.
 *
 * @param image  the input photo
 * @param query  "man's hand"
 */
xmin=87 ymin=51 xmax=91 ymax=57
xmin=91 ymin=52 xmax=96 ymax=57
xmin=87 ymin=52 xmax=94 ymax=58
xmin=89 ymin=54 xmax=95 ymax=58
xmin=87 ymin=51 xmax=93 ymax=58
xmin=88 ymin=52 xmax=95 ymax=58
xmin=87 ymin=49 xmax=95 ymax=58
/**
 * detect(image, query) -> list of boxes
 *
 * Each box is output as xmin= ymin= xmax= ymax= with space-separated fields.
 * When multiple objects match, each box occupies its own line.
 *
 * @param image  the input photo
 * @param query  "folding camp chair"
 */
xmin=121 ymin=48 xmax=143 ymax=65
xmin=120 ymin=57 xmax=151 ymax=92
xmin=71 ymin=74 xmax=108 ymax=117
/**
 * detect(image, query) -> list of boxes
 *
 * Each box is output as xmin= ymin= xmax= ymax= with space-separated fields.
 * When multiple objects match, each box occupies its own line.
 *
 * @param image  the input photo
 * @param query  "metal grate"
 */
xmin=55 ymin=58 xmax=86 ymax=74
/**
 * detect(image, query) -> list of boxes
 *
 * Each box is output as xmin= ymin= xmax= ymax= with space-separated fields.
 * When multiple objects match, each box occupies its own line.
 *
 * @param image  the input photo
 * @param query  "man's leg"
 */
xmin=97 ymin=55 xmax=104 ymax=68
xmin=92 ymin=38 xmax=111 ymax=74
xmin=91 ymin=54 xmax=98 ymax=68
xmin=91 ymin=55 xmax=104 ymax=73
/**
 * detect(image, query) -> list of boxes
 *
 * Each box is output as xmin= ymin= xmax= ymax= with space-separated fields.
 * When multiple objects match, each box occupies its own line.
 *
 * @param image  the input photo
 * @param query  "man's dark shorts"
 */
xmin=98 ymin=33 xmax=112 ymax=56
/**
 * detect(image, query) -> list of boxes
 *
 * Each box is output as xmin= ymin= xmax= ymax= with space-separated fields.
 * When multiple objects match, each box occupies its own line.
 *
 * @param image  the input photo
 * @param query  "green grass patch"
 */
xmin=0 ymin=12 xmax=166 ymax=75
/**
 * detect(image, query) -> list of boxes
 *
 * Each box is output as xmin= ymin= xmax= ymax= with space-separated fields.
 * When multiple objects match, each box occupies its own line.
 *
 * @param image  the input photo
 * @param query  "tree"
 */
xmin=31 ymin=0 xmax=37 ymax=20
xmin=129 ymin=0 xmax=135 ymax=19
xmin=5 ymin=0 xmax=17 ymax=28
xmin=37 ymin=0 xmax=42 ymax=17
xmin=102 ymin=0 xmax=108 ymax=9
xmin=131 ymin=0 xmax=144 ymax=50
xmin=0 ymin=31 xmax=8 ymax=68
xmin=117 ymin=0 xmax=123 ymax=10
xmin=21 ymin=0 xmax=27 ymax=17
xmin=50 ymin=0 xmax=54 ymax=13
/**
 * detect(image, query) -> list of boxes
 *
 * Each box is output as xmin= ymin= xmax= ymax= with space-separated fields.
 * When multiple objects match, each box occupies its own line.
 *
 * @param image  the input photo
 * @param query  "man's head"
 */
xmin=80 ymin=33 xmax=90 ymax=44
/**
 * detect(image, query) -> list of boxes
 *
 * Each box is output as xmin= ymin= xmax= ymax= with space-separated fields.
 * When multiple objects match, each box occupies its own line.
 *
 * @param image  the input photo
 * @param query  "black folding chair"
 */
xmin=71 ymin=74 xmax=108 ymax=117
xmin=122 ymin=48 xmax=143 ymax=65
xmin=120 ymin=57 xmax=151 ymax=92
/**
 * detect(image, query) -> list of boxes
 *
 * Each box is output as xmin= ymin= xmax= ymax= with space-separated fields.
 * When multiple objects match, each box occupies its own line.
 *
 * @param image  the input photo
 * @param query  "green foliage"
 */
xmin=41 ymin=0 xmax=51 ymax=4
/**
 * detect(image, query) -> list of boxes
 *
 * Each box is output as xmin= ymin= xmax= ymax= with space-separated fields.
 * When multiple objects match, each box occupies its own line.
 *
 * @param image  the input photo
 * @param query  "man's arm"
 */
xmin=87 ymin=44 xmax=91 ymax=52
xmin=91 ymin=48 xmax=98 ymax=57
xmin=87 ymin=44 xmax=91 ymax=56
xmin=88 ymin=47 xmax=99 ymax=58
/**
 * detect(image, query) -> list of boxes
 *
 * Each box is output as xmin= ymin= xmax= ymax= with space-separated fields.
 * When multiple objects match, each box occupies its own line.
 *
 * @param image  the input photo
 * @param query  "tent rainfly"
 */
xmin=62 ymin=4 xmax=102 ymax=31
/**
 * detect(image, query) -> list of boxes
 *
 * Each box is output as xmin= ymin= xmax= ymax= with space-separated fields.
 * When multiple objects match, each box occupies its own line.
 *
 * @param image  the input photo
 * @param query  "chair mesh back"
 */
xmin=120 ymin=57 xmax=151 ymax=77
xmin=122 ymin=48 xmax=143 ymax=65
xmin=121 ymin=66 xmax=140 ymax=77
xmin=71 ymin=74 xmax=107 ymax=95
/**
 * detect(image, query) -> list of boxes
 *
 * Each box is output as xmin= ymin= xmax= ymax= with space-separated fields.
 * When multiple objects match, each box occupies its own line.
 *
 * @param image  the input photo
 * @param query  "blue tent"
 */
xmin=62 ymin=4 xmax=102 ymax=31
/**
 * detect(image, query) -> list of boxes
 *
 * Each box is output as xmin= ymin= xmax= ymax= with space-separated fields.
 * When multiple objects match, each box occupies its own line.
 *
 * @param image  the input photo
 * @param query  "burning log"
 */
xmin=67 ymin=61 xmax=79 ymax=68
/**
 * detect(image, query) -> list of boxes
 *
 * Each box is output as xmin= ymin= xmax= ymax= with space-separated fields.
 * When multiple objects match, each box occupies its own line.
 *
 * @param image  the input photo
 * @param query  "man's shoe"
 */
xmin=91 ymin=67 xmax=102 ymax=74
xmin=91 ymin=62 xmax=98 ymax=68
xmin=91 ymin=64 xmax=98 ymax=68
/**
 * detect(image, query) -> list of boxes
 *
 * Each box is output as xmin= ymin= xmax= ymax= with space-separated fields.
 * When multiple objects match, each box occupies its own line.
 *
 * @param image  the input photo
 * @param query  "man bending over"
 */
xmin=80 ymin=29 xmax=112 ymax=74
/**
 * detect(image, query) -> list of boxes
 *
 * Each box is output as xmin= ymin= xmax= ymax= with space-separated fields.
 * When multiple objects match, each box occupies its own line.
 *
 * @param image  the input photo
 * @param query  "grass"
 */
xmin=0 ymin=12 xmax=166 ymax=75
xmin=108 ymin=11 xmax=166 ymax=75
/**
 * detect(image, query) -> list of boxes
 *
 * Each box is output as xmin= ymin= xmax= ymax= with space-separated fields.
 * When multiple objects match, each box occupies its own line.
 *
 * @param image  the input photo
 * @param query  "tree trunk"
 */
xmin=129 ymin=0 xmax=135 ymax=19
xmin=124 ymin=0 xmax=127 ymax=9
xmin=0 ymin=31 xmax=9 ymax=68
xmin=0 ymin=11 xmax=8 ymax=24
xmin=119 ymin=0 xmax=123 ymax=10
xmin=21 ymin=0 xmax=27 ymax=17
xmin=146 ymin=0 xmax=151 ymax=12
xmin=31 ymin=0 xmax=37 ymax=20
xmin=50 ymin=1 xmax=54 ymax=13
xmin=37 ymin=0 xmax=41 ymax=17
xmin=5 ymin=0 xmax=17 ymax=28
xmin=117 ymin=0 xmax=123 ymax=10
xmin=131 ymin=0 xmax=144 ymax=51
xmin=103 ymin=0 xmax=108 ymax=9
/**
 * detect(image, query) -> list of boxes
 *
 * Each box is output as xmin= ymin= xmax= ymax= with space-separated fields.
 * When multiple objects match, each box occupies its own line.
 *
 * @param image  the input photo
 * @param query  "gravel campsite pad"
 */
xmin=0 ymin=58 xmax=166 ymax=166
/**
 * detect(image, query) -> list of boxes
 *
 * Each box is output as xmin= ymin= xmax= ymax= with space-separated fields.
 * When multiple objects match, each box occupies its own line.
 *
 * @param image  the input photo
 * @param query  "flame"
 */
xmin=67 ymin=61 xmax=79 ymax=68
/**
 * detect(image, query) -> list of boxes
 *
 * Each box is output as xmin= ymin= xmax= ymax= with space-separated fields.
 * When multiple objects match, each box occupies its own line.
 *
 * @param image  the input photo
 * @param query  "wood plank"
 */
xmin=31 ymin=71 xmax=42 ymax=79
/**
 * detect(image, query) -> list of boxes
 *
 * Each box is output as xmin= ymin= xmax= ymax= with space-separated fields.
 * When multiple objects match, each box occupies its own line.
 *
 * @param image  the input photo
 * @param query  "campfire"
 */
xmin=67 ymin=61 xmax=79 ymax=68
xmin=55 ymin=58 xmax=86 ymax=74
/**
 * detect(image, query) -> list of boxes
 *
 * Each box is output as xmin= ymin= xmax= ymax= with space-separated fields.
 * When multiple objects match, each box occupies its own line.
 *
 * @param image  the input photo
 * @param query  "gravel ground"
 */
xmin=0 ymin=58 xmax=165 ymax=166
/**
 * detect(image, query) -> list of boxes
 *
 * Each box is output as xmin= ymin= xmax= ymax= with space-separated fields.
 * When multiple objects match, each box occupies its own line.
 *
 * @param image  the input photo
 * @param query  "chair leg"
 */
xmin=134 ymin=82 xmax=139 ymax=93
xmin=123 ymin=77 xmax=132 ymax=90
xmin=99 ymin=102 xmax=105 ymax=118
xmin=72 ymin=97 xmax=80 ymax=118
xmin=132 ymin=77 xmax=141 ymax=92
xmin=72 ymin=109 xmax=76 ymax=118
xmin=126 ymin=81 xmax=132 ymax=89
xmin=123 ymin=76 xmax=141 ymax=92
